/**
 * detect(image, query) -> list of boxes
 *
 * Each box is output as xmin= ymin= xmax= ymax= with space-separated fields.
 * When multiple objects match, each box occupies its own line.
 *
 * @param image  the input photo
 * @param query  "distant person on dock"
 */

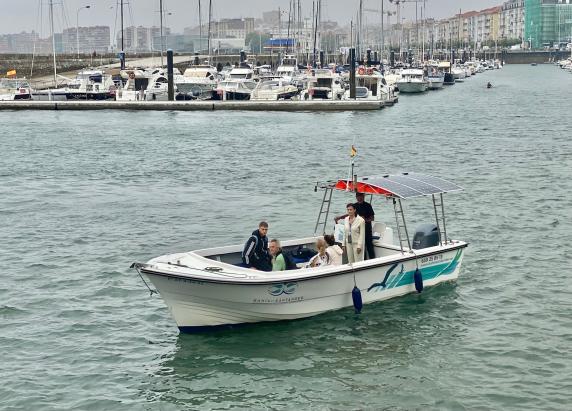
xmin=335 ymin=192 xmax=375 ymax=260
xmin=269 ymin=239 xmax=286 ymax=271
xmin=341 ymin=203 xmax=365 ymax=264
xmin=242 ymin=221 xmax=272 ymax=271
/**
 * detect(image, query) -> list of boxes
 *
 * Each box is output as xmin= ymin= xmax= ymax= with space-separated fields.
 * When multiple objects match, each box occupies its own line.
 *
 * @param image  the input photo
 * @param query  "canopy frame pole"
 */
xmin=432 ymin=193 xmax=448 ymax=245
xmin=440 ymin=193 xmax=448 ymax=244
xmin=392 ymin=197 xmax=411 ymax=253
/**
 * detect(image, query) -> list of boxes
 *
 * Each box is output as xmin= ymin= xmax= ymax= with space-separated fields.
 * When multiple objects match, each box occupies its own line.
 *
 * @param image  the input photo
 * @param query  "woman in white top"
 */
xmin=324 ymin=234 xmax=343 ymax=266
xmin=343 ymin=203 xmax=365 ymax=264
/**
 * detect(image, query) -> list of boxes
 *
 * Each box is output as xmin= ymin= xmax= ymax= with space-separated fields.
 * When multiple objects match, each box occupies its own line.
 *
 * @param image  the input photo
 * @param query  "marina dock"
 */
xmin=0 ymin=99 xmax=396 ymax=112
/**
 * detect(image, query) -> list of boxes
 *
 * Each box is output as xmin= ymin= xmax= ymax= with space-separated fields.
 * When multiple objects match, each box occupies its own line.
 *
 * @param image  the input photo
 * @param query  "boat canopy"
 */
xmin=333 ymin=173 xmax=463 ymax=199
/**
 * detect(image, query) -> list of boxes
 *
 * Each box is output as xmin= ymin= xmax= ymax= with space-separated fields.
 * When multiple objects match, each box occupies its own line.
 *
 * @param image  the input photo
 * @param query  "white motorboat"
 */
xmin=301 ymin=68 xmax=346 ymax=100
xmin=275 ymin=54 xmax=300 ymax=82
xmin=32 ymin=69 xmax=115 ymax=101
xmin=250 ymin=77 xmax=299 ymax=101
xmin=214 ymin=79 xmax=257 ymax=100
xmin=177 ymin=65 xmax=218 ymax=100
xmin=342 ymin=67 xmax=395 ymax=101
xmin=396 ymin=69 xmax=428 ymax=93
xmin=451 ymin=66 xmax=466 ymax=82
xmin=132 ymin=172 xmax=468 ymax=333
xmin=115 ymin=68 xmax=170 ymax=101
xmin=426 ymin=66 xmax=445 ymax=90
xmin=0 ymin=77 xmax=32 ymax=101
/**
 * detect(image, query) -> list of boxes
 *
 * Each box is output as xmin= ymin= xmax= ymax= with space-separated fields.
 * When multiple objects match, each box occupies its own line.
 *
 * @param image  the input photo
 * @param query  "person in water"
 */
xmin=242 ymin=221 xmax=272 ymax=271
xmin=269 ymin=239 xmax=286 ymax=271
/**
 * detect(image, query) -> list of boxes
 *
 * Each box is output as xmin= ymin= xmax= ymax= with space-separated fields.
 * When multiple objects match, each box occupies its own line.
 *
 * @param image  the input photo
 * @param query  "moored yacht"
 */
xmin=177 ymin=65 xmax=219 ymax=100
xmin=0 ymin=77 xmax=32 ymax=101
xmin=250 ymin=77 xmax=299 ymax=100
xmin=396 ymin=69 xmax=428 ymax=93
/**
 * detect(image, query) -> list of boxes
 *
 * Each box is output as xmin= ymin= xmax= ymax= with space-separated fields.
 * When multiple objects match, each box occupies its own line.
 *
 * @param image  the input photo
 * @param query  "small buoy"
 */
xmin=352 ymin=286 xmax=363 ymax=314
xmin=413 ymin=268 xmax=424 ymax=293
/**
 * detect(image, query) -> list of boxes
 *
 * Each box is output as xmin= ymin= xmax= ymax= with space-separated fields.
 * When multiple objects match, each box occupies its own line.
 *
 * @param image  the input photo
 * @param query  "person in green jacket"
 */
xmin=269 ymin=239 xmax=286 ymax=271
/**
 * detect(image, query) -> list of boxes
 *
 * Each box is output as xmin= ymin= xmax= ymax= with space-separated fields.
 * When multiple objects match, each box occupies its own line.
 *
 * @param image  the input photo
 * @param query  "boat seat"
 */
xmin=372 ymin=222 xmax=386 ymax=240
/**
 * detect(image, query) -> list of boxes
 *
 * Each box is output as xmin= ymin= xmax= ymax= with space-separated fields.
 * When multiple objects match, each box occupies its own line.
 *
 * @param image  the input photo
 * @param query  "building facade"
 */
xmin=500 ymin=0 xmax=525 ymax=42
xmin=116 ymin=26 xmax=170 ymax=52
xmin=525 ymin=0 xmax=572 ymax=48
xmin=63 ymin=26 xmax=110 ymax=54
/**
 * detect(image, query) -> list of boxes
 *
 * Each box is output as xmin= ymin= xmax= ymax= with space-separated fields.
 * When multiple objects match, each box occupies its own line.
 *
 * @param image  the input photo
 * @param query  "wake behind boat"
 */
xmin=132 ymin=172 xmax=468 ymax=333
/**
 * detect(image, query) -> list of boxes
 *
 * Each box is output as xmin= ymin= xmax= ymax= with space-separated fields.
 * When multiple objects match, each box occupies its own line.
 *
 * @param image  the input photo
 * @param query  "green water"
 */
xmin=1 ymin=65 xmax=571 ymax=410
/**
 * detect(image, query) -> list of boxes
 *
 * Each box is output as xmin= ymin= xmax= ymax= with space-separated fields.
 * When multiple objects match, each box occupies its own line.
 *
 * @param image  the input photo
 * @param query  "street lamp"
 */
xmin=77 ymin=5 xmax=91 ymax=59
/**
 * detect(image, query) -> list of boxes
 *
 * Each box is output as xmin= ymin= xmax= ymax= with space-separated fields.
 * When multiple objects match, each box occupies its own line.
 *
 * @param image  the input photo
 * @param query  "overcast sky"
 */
xmin=1 ymin=0 xmax=502 ymax=36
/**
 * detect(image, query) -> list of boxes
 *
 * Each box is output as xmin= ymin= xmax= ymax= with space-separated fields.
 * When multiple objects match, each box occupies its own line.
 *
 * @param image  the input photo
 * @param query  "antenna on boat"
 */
xmin=347 ymin=137 xmax=358 ymax=191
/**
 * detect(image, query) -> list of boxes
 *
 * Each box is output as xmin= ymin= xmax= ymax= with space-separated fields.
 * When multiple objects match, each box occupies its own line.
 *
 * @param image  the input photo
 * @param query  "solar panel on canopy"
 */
xmin=360 ymin=177 xmax=423 ymax=198
xmin=334 ymin=173 xmax=463 ymax=199
xmin=404 ymin=173 xmax=463 ymax=193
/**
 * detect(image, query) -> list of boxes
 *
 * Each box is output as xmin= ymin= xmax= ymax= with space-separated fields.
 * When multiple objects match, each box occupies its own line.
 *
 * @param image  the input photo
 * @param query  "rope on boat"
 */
xmin=131 ymin=263 xmax=158 ymax=297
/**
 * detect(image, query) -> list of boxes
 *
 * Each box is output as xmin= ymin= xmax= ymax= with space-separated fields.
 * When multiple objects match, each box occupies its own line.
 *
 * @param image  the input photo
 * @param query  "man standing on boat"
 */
xmin=242 ymin=221 xmax=272 ymax=271
xmin=335 ymin=192 xmax=375 ymax=260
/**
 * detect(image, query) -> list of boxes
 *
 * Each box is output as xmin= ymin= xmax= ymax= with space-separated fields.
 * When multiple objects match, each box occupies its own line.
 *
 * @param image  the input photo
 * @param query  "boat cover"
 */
xmin=333 ymin=173 xmax=463 ymax=199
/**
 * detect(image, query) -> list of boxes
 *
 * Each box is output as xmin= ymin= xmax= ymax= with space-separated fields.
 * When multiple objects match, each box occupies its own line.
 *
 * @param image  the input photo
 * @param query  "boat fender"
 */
xmin=352 ymin=286 xmax=363 ymax=314
xmin=413 ymin=268 xmax=423 ymax=293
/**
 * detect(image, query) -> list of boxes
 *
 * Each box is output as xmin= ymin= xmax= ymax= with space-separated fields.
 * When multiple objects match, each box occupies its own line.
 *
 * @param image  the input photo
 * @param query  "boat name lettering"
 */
xmin=420 ymin=254 xmax=444 ymax=265
xmin=166 ymin=277 xmax=205 ymax=285
xmin=252 ymin=296 xmax=305 ymax=304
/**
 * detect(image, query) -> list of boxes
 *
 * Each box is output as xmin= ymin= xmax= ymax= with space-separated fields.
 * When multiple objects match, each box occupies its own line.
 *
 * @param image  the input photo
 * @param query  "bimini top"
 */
xmin=333 ymin=172 xmax=463 ymax=199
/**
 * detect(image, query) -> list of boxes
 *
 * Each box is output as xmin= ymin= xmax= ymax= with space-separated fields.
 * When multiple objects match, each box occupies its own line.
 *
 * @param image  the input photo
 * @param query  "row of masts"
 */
xmin=43 ymin=0 xmax=461 ymax=87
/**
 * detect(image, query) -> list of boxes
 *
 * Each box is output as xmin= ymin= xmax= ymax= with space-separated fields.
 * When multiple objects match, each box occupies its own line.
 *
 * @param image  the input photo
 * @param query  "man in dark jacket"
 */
xmin=242 ymin=221 xmax=272 ymax=271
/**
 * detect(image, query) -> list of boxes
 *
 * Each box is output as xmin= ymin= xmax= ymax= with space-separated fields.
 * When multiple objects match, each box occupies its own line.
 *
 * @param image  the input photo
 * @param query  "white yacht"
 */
xmin=214 ymin=80 xmax=257 ymax=100
xmin=396 ymin=69 xmax=428 ymax=93
xmin=250 ymin=77 xmax=299 ymax=100
xmin=0 ymin=78 xmax=32 ymax=101
xmin=275 ymin=54 xmax=300 ymax=82
xmin=301 ymin=69 xmax=345 ymax=100
xmin=115 ymin=68 xmax=170 ymax=101
xmin=342 ymin=68 xmax=394 ymax=101
xmin=426 ymin=66 xmax=445 ymax=90
xmin=32 ymin=69 xmax=115 ymax=101
xmin=177 ymin=65 xmax=218 ymax=100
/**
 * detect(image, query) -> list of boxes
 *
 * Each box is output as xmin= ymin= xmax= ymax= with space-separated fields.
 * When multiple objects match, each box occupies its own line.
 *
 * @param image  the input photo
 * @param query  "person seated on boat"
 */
xmin=269 ymin=239 xmax=286 ymax=272
xmin=324 ymin=234 xmax=343 ymax=266
xmin=342 ymin=203 xmax=365 ymax=264
xmin=307 ymin=238 xmax=331 ymax=268
xmin=241 ymin=221 xmax=272 ymax=271
xmin=335 ymin=192 xmax=375 ymax=260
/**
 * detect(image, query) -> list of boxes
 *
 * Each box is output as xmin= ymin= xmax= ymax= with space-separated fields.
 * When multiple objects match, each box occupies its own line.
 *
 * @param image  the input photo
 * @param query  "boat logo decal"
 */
xmin=268 ymin=282 xmax=298 ymax=296
xmin=368 ymin=263 xmax=404 ymax=292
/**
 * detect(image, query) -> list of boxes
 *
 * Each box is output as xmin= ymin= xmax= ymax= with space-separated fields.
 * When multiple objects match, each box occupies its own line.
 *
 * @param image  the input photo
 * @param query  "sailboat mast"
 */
xmin=198 ymin=0 xmax=202 ymax=55
xmin=49 ymin=0 xmax=57 ymax=86
xmin=207 ymin=0 xmax=212 ymax=64
xmin=381 ymin=0 xmax=384 ymax=63
xmin=160 ymin=0 xmax=164 ymax=67
xmin=121 ymin=0 xmax=124 ymax=52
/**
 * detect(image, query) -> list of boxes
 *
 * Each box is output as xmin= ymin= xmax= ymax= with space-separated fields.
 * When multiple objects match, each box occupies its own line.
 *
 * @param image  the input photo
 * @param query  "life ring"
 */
xmin=128 ymin=72 xmax=135 ymax=80
xmin=358 ymin=67 xmax=365 ymax=75
xmin=366 ymin=68 xmax=373 ymax=75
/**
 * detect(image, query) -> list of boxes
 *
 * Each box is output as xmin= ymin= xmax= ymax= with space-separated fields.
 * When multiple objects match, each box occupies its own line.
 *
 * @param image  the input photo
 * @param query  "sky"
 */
xmin=1 ymin=0 xmax=503 ymax=36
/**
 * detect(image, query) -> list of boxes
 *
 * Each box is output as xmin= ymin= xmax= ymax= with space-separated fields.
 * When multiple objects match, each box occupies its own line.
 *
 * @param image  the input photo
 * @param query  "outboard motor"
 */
xmin=412 ymin=224 xmax=440 ymax=249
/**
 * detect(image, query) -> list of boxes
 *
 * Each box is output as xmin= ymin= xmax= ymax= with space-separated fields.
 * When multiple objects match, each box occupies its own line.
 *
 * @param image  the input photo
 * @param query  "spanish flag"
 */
xmin=7 ymin=69 xmax=17 ymax=77
xmin=350 ymin=144 xmax=357 ymax=158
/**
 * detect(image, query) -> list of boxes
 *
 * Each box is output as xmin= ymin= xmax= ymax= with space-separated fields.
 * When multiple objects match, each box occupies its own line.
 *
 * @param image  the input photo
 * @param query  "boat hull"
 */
xmin=143 ymin=244 xmax=466 ymax=332
xmin=427 ymin=77 xmax=444 ymax=90
xmin=395 ymin=81 xmax=427 ymax=93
